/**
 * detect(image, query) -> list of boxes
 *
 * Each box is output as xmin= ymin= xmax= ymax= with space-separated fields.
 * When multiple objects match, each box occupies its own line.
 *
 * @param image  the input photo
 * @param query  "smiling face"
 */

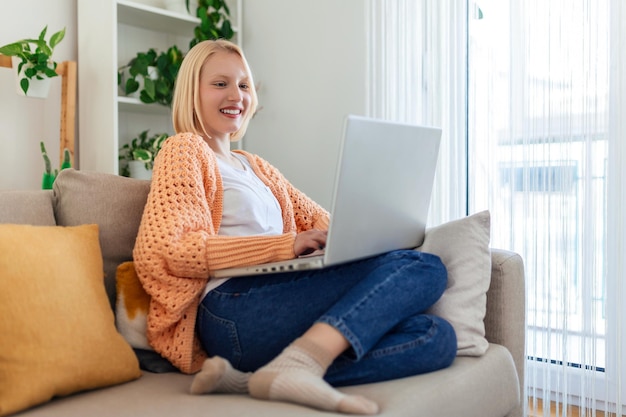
xmin=197 ymin=50 xmax=253 ymax=142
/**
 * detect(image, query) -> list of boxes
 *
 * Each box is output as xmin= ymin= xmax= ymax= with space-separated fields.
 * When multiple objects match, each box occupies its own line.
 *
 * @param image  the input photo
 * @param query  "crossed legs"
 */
xmin=192 ymin=251 xmax=455 ymax=415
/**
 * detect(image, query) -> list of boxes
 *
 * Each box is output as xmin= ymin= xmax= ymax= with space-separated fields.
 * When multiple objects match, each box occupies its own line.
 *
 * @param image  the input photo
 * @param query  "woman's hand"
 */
xmin=294 ymin=229 xmax=327 ymax=257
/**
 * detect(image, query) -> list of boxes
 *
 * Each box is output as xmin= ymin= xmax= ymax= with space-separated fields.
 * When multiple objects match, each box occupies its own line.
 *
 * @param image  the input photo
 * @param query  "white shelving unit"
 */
xmin=77 ymin=0 xmax=241 ymax=174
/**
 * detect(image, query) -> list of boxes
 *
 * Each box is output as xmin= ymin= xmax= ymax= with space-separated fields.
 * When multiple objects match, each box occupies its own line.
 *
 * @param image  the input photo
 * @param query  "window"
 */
xmin=367 ymin=0 xmax=626 ymax=414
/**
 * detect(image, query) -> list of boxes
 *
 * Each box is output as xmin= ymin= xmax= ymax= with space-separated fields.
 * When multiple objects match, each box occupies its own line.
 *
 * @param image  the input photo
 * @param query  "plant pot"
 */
xmin=128 ymin=160 xmax=153 ymax=180
xmin=12 ymin=56 xmax=52 ymax=99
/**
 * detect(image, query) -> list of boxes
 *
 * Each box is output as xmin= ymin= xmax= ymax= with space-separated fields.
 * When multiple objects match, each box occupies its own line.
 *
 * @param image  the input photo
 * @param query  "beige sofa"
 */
xmin=0 ymin=169 xmax=525 ymax=417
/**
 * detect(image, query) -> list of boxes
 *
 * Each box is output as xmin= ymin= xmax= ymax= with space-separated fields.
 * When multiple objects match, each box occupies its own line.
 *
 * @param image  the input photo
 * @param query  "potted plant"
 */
xmin=119 ymin=130 xmax=169 ymax=179
xmin=118 ymin=45 xmax=184 ymax=107
xmin=40 ymin=141 xmax=71 ymax=189
xmin=118 ymin=48 xmax=158 ymax=101
xmin=0 ymin=26 xmax=66 ymax=97
xmin=186 ymin=0 xmax=235 ymax=48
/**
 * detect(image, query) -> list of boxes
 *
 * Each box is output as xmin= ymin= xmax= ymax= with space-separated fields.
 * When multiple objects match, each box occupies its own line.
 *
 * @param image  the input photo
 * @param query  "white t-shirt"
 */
xmin=217 ymin=153 xmax=283 ymax=237
xmin=203 ymin=153 xmax=283 ymax=296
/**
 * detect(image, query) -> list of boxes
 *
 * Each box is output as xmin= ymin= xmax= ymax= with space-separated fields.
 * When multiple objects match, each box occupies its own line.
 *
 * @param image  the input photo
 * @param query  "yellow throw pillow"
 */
xmin=0 ymin=224 xmax=141 ymax=417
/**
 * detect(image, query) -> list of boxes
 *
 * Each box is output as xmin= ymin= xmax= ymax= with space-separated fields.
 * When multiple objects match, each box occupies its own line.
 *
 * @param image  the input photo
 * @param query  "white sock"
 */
xmin=190 ymin=356 xmax=250 ymax=394
xmin=248 ymin=338 xmax=379 ymax=415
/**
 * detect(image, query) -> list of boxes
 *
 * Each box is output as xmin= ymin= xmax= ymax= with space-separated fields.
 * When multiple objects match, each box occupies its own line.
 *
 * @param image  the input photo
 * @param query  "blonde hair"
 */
xmin=172 ymin=40 xmax=258 ymax=142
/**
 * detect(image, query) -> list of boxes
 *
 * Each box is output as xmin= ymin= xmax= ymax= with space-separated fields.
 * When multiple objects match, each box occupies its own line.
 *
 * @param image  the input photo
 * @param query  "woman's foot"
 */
xmin=248 ymin=338 xmax=379 ymax=415
xmin=190 ymin=356 xmax=250 ymax=394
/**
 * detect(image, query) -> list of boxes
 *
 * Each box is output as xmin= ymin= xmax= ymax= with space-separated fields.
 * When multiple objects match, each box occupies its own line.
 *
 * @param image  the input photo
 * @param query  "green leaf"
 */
xmin=20 ymin=78 xmax=29 ymax=95
xmin=125 ymin=78 xmax=139 ymax=94
xmin=61 ymin=148 xmax=72 ymax=170
xmin=42 ymin=66 xmax=58 ymax=78
xmin=49 ymin=27 xmax=66 ymax=50
xmin=143 ymin=78 xmax=156 ymax=99
xmin=40 ymin=142 xmax=51 ymax=174
xmin=129 ymin=57 xmax=149 ymax=77
xmin=132 ymin=149 xmax=152 ymax=161
xmin=139 ymin=90 xmax=155 ymax=104
xmin=153 ymin=134 xmax=168 ymax=151
xmin=209 ymin=11 xmax=221 ymax=24
xmin=38 ymin=26 xmax=48 ymax=43
xmin=24 ymin=67 xmax=37 ymax=78
xmin=221 ymin=20 xmax=233 ymax=39
xmin=155 ymin=79 xmax=169 ymax=95
xmin=0 ymin=43 xmax=23 ymax=56
xmin=37 ymin=42 xmax=52 ymax=57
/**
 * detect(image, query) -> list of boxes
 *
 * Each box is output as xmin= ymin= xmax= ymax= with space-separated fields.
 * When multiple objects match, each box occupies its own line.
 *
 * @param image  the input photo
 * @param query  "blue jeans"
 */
xmin=196 ymin=250 xmax=457 ymax=387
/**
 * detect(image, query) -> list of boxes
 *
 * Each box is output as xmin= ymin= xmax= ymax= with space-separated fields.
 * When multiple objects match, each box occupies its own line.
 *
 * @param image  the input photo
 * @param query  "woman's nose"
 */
xmin=228 ymin=86 xmax=242 ymax=101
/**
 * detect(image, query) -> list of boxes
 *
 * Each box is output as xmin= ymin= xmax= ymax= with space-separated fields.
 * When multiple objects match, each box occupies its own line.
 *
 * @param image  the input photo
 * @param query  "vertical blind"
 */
xmin=367 ymin=0 xmax=625 ymax=415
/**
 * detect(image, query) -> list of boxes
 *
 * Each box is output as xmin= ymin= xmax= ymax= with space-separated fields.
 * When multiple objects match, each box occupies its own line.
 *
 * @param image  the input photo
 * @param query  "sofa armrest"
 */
xmin=485 ymin=248 xmax=525 ymax=417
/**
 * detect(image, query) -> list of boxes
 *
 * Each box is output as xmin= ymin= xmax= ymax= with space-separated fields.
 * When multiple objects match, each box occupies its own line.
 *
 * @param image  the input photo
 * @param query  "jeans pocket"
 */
xmin=196 ymin=303 xmax=242 ymax=368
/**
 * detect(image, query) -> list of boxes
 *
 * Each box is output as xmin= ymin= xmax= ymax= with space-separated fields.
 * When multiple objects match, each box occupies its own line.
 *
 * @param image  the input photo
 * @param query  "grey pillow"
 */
xmin=0 ymin=190 xmax=55 ymax=226
xmin=418 ymin=210 xmax=491 ymax=356
xmin=53 ymin=169 xmax=151 ymax=308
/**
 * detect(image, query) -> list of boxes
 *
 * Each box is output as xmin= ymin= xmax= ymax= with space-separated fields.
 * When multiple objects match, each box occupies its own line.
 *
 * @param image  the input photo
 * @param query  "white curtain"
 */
xmin=366 ymin=0 xmax=468 ymax=226
xmin=367 ymin=0 xmax=626 ymax=415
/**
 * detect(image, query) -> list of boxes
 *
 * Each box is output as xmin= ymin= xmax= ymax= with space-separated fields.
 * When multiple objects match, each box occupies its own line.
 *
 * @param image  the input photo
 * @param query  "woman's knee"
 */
xmin=405 ymin=314 xmax=457 ymax=372
xmin=429 ymin=315 xmax=457 ymax=368
xmin=412 ymin=249 xmax=446 ymax=277
xmin=390 ymin=250 xmax=448 ymax=299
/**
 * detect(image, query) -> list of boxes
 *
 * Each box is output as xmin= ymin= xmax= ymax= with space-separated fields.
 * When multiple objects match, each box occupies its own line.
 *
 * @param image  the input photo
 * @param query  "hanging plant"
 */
xmin=186 ymin=0 xmax=235 ymax=48
xmin=0 ymin=26 xmax=66 ymax=96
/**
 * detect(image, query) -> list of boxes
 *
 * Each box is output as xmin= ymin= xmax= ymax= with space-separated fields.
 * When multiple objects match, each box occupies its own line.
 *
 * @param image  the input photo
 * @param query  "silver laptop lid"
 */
xmin=323 ymin=115 xmax=442 ymax=266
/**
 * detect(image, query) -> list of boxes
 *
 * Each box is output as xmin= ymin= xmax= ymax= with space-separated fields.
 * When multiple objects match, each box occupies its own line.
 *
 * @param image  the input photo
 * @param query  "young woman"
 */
xmin=133 ymin=39 xmax=456 ymax=415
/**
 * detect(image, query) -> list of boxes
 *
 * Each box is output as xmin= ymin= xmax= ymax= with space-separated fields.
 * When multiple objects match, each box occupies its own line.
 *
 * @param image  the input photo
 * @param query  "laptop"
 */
xmin=211 ymin=115 xmax=442 ymax=278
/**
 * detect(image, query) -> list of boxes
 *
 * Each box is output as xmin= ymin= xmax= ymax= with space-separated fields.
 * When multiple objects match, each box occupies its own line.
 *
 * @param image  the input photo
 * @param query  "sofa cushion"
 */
xmin=11 ymin=344 xmax=519 ymax=417
xmin=0 ymin=190 xmax=55 ymax=225
xmin=0 ymin=224 xmax=141 ymax=417
xmin=53 ymin=169 xmax=151 ymax=308
xmin=418 ymin=210 xmax=491 ymax=356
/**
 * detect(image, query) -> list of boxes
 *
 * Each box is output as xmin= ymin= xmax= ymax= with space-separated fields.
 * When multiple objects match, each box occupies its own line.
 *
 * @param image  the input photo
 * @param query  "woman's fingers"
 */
xmin=294 ymin=230 xmax=327 ymax=256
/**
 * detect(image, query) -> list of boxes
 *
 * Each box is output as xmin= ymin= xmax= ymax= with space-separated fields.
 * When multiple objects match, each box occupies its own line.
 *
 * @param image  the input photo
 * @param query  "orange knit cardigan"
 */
xmin=133 ymin=133 xmax=330 ymax=374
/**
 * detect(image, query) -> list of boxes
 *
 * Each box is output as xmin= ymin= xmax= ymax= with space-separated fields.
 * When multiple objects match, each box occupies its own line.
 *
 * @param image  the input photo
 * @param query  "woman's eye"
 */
xmin=240 ymin=83 xmax=250 ymax=90
xmin=214 ymin=82 xmax=227 ymax=87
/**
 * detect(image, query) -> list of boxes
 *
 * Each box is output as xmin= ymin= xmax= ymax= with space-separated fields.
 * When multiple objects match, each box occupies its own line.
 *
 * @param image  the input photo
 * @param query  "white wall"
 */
xmin=241 ymin=0 xmax=368 ymax=208
xmin=0 ymin=0 xmax=77 ymax=190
